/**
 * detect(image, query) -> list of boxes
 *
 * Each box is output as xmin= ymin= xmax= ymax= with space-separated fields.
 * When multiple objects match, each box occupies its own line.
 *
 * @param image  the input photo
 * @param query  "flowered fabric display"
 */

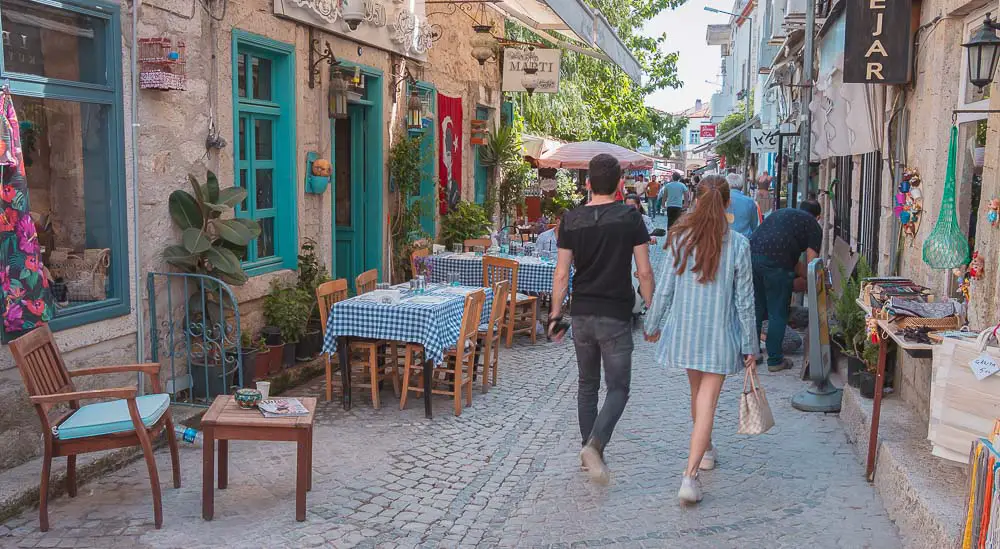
xmin=0 ymin=91 xmax=53 ymax=337
xmin=964 ymin=435 xmax=1000 ymax=548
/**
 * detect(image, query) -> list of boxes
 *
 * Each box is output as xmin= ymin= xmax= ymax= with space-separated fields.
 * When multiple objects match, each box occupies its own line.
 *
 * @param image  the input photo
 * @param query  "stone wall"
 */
xmin=0 ymin=0 xmax=502 ymax=472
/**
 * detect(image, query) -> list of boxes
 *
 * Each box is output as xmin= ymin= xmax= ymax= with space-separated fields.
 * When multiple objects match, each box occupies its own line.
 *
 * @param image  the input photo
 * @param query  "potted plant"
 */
xmin=439 ymin=201 xmax=492 ymax=249
xmin=240 ymin=331 xmax=270 ymax=382
xmin=859 ymin=340 xmax=880 ymax=399
xmin=831 ymin=258 xmax=871 ymax=388
xmin=263 ymin=282 xmax=311 ymax=368
xmin=294 ymin=240 xmax=330 ymax=362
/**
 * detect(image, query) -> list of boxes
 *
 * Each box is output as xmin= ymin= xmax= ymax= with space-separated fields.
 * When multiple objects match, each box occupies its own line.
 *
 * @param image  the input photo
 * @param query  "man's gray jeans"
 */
xmin=571 ymin=315 xmax=633 ymax=449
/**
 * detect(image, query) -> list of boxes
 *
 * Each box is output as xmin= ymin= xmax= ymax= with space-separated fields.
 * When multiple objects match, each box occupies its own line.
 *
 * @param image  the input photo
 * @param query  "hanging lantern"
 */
xmin=521 ymin=47 xmax=540 ymax=95
xmin=328 ymin=73 xmax=349 ymax=119
xmin=352 ymin=65 xmax=362 ymax=87
xmin=962 ymin=14 xmax=1000 ymax=91
xmin=406 ymin=90 xmax=423 ymax=130
xmin=470 ymin=25 xmax=495 ymax=65
xmin=342 ymin=0 xmax=365 ymax=30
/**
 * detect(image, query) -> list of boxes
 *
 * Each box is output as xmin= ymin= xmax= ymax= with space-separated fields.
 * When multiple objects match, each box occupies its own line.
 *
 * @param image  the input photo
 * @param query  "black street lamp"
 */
xmin=962 ymin=13 xmax=1000 ymax=91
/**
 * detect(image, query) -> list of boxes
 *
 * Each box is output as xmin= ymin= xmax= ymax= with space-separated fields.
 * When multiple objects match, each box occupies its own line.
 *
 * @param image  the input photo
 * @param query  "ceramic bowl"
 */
xmin=234 ymin=388 xmax=262 ymax=409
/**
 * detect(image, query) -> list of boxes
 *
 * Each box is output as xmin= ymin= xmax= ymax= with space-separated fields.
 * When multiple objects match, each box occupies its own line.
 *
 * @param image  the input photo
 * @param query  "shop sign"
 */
xmin=502 ymin=48 xmax=560 ymax=93
xmin=273 ymin=0 xmax=432 ymax=61
xmin=751 ymin=129 xmax=779 ymax=153
xmin=700 ymin=124 xmax=717 ymax=138
xmin=844 ymin=0 xmax=912 ymax=83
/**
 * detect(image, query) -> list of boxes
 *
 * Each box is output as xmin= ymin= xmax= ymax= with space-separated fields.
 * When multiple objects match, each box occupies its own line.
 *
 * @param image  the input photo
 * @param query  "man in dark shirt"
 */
xmin=750 ymin=200 xmax=823 ymax=372
xmin=550 ymin=153 xmax=654 ymax=484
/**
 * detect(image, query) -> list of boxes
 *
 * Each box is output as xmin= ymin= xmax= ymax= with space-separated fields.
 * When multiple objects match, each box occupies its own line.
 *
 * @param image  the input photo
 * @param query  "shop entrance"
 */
xmin=333 ymin=98 xmax=382 ymax=290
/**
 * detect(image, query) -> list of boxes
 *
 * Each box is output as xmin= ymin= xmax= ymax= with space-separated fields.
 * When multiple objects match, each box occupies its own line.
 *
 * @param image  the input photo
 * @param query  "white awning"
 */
xmin=490 ymin=0 xmax=642 ymax=83
xmin=691 ymin=114 xmax=760 ymax=154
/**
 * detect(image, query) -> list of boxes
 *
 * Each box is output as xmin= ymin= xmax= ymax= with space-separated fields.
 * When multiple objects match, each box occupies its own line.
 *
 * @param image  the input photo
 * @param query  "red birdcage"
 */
xmin=138 ymin=37 xmax=187 ymax=91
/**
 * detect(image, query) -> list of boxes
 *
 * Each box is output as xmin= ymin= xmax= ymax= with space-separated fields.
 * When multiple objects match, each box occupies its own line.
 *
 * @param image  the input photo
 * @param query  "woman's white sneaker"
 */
xmin=699 ymin=445 xmax=716 ymax=470
xmin=678 ymin=474 xmax=703 ymax=504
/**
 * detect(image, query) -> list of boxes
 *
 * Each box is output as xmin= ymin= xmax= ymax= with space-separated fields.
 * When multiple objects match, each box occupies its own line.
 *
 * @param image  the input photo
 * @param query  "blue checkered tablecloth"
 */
xmin=426 ymin=253 xmax=565 ymax=294
xmin=321 ymin=285 xmax=493 ymax=366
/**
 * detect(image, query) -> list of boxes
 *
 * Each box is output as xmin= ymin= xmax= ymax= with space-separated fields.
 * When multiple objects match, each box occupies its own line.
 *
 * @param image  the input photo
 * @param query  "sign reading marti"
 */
xmin=502 ymin=48 xmax=560 ymax=93
xmin=844 ymin=0 xmax=912 ymax=83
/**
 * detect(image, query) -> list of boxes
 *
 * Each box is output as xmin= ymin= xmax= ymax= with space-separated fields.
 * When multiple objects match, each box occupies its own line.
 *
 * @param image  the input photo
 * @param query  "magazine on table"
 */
xmin=258 ymin=398 xmax=309 ymax=418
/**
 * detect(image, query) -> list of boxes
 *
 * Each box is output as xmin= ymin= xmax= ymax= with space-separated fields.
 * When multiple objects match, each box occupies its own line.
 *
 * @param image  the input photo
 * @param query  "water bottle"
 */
xmin=174 ymin=425 xmax=203 ymax=447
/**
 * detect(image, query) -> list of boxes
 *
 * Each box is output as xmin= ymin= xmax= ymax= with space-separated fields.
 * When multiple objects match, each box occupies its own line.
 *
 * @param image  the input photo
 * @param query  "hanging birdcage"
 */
xmin=138 ymin=38 xmax=187 ymax=91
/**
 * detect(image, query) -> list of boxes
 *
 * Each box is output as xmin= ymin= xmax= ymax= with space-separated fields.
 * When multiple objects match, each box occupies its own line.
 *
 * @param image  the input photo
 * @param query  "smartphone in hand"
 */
xmin=548 ymin=317 xmax=570 ymax=341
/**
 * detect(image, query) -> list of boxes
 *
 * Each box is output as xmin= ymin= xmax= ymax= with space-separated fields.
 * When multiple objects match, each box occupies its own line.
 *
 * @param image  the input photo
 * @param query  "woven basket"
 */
xmin=891 ymin=315 xmax=962 ymax=331
xmin=48 ymin=248 xmax=111 ymax=302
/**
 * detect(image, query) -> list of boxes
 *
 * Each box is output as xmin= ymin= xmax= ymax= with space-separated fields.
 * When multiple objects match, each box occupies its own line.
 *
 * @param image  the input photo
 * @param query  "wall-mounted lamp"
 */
xmin=329 ymin=73 xmax=349 ymax=119
xmin=521 ymin=47 xmax=539 ymax=95
xmin=471 ymin=24 xmax=496 ymax=65
xmin=406 ymin=91 xmax=423 ymax=130
xmin=962 ymin=13 xmax=1000 ymax=91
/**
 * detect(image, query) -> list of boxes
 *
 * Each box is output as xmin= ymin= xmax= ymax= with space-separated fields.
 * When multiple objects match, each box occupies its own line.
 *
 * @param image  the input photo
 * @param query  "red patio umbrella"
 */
xmin=536 ymin=140 xmax=655 ymax=170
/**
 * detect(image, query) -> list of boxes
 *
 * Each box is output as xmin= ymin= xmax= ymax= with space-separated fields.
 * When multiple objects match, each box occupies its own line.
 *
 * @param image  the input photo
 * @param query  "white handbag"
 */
xmin=738 ymin=365 xmax=775 ymax=435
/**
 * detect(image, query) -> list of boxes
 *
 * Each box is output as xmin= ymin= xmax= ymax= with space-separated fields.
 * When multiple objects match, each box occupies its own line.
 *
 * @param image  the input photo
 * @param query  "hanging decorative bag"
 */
xmin=738 ymin=365 xmax=775 ymax=435
xmin=923 ymin=125 xmax=971 ymax=269
xmin=48 ymin=248 xmax=110 ymax=302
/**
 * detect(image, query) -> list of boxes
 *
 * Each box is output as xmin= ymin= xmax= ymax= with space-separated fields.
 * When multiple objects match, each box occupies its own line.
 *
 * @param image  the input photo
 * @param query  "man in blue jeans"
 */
xmin=750 ymin=200 xmax=822 ymax=372
xmin=549 ymin=153 xmax=654 ymax=484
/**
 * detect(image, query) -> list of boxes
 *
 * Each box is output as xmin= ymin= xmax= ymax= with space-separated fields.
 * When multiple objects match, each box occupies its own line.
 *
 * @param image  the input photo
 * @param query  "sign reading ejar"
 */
xmin=844 ymin=0 xmax=912 ymax=83
xmin=502 ymin=48 xmax=560 ymax=93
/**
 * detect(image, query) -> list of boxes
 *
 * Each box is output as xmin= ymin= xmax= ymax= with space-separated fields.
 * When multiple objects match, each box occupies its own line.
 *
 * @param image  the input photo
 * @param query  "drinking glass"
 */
xmin=448 ymin=272 xmax=461 ymax=286
xmin=409 ymin=279 xmax=418 ymax=292
xmin=417 ymin=275 xmax=426 ymax=293
xmin=376 ymin=282 xmax=389 ymax=291
xmin=452 ymin=243 xmax=463 ymax=254
xmin=473 ymin=246 xmax=484 ymax=257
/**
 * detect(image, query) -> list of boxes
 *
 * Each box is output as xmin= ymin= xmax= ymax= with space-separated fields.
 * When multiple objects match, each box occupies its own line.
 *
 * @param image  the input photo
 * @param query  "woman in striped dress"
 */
xmin=643 ymin=175 xmax=759 ymax=504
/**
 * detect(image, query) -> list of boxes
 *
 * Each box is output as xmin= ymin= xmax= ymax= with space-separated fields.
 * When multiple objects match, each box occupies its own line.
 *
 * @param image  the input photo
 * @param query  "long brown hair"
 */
xmin=665 ymin=175 xmax=730 ymax=283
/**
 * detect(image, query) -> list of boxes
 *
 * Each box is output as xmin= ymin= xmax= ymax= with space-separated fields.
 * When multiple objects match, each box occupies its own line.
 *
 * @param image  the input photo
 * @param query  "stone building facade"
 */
xmin=0 ymin=0 xmax=503 ymax=471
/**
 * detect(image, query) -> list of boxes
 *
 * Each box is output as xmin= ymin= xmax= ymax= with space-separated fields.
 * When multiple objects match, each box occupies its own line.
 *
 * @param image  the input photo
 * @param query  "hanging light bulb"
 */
xmin=328 ymin=73 xmax=349 ymax=119
xmin=406 ymin=90 xmax=423 ymax=130
xmin=470 ymin=25 xmax=496 ymax=65
xmin=521 ymin=47 xmax=540 ymax=95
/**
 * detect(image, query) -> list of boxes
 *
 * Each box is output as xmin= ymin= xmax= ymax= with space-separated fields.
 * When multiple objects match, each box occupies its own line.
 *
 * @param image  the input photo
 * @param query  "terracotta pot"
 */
xmin=266 ymin=344 xmax=284 ymax=375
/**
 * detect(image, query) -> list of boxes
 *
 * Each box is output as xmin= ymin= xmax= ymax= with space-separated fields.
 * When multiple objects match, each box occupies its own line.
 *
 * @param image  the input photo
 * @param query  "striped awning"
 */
xmin=691 ymin=115 xmax=760 ymax=154
xmin=536 ymin=140 xmax=655 ymax=170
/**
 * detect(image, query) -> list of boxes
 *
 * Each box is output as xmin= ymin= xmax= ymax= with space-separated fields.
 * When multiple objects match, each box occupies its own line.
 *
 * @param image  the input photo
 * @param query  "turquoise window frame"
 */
xmin=407 ymin=81 xmax=436 ymax=236
xmin=473 ymin=106 xmax=490 ymax=205
xmin=0 ymin=0 xmax=130 ymax=332
xmin=231 ymin=30 xmax=298 ymax=276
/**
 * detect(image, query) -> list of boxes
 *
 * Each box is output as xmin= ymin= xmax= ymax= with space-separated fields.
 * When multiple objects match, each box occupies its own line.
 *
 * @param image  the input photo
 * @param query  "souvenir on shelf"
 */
xmin=987 ymin=198 xmax=1000 ymax=228
xmin=896 ymin=167 xmax=923 ymax=238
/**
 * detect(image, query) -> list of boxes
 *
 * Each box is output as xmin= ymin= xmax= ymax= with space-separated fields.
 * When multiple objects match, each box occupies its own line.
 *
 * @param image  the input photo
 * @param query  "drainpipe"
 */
xmin=798 ymin=0 xmax=815 ymax=203
xmin=130 ymin=0 xmax=146 ymax=387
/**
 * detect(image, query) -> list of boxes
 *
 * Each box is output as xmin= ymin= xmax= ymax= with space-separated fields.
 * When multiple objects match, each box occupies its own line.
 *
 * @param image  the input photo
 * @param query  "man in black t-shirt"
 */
xmin=549 ymin=153 xmax=654 ymax=484
xmin=750 ymin=201 xmax=823 ymax=372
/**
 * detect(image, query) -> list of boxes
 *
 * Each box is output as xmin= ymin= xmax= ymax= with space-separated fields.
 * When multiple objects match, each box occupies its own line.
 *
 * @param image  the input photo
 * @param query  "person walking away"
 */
xmin=646 ymin=176 xmax=662 ymax=219
xmin=643 ymin=175 xmax=758 ymax=504
xmin=664 ymin=173 xmax=688 ymax=228
xmin=550 ymin=153 xmax=654 ymax=484
xmin=750 ymin=200 xmax=823 ymax=372
xmin=725 ymin=173 xmax=759 ymax=238
xmin=635 ymin=174 xmax=649 ymax=202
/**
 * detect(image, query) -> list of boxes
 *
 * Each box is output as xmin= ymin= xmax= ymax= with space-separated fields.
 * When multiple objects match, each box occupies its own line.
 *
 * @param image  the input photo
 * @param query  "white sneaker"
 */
xmin=678 ymin=474 xmax=703 ymax=504
xmin=699 ymin=445 xmax=716 ymax=471
xmin=580 ymin=445 xmax=610 ymax=485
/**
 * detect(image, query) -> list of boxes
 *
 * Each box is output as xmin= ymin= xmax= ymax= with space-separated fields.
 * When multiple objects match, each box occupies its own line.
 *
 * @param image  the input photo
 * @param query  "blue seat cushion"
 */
xmin=56 ymin=394 xmax=170 ymax=440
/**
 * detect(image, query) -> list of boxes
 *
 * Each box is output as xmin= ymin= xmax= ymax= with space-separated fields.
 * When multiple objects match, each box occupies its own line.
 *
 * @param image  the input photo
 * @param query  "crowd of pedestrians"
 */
xmin=550 ymin=156 xmax=823 ymax=504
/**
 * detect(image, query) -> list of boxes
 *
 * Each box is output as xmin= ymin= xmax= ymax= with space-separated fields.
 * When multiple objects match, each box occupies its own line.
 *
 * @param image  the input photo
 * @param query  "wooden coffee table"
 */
xmin=201 ymin=395 xmax=317 ymax=521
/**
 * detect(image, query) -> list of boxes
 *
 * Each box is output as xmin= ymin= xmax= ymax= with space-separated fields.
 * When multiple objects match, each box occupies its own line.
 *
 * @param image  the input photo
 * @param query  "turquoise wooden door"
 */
xmin=473 ymin=106 xmax=489 ymax=204
xmin=334 ymin=105 xmax=368 ymax=289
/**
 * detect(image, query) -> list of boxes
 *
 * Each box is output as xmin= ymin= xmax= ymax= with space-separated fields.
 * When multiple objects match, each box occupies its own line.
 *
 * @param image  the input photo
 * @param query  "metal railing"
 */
xmin=147 ymin=272 xmax=244 ymax=406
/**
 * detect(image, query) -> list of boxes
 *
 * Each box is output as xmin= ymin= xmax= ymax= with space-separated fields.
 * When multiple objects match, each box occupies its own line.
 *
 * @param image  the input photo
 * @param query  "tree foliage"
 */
xmin=507 ymin=0 xmax=687 ymax=153
xmin=714 ymin=100 xmax=751 ymax=167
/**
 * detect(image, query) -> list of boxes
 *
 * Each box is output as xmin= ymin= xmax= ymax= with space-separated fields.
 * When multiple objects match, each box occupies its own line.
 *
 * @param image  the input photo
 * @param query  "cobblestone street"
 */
xmin=1 ymin=334 xmax=901 ymax=548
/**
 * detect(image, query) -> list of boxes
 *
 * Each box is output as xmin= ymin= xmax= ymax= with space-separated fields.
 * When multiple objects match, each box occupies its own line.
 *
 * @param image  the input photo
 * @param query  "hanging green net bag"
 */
xmin=922 ymin=125 xmax=971 ymax=269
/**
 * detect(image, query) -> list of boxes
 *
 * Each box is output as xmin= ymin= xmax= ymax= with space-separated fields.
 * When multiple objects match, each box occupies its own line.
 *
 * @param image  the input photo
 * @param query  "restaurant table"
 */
xmin=201 ymin=395 xmax=316 ymax=522
xmin=856 ymin=298 xmax=934 ymax=480
xmin=426 ymin=253 xmax=562 ymax=294
xmin=321 ymin=285 xmax=492 ymax=418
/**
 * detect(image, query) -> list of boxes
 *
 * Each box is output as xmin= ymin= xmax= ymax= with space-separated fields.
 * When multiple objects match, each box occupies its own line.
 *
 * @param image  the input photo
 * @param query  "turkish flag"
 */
xmin=437 ymin=94 xmax=463 ymax=215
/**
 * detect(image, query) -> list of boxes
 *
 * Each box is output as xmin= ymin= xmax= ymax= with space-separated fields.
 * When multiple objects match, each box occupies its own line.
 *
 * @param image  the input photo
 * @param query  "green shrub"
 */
xmin=439 ymin=201 xmax=492 ymax=248
xmin=263 ymin=282 xmax=312 ymax=344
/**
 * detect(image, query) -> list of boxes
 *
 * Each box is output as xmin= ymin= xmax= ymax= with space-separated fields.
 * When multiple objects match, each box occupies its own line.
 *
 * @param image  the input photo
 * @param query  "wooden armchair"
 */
xmin=463 ymin=238 xmax=492 ymax=252
xmin=410 ymin=247 xmax=430 ymax=279
xmin=483 ymin=256 xmax=538 ymax=347
xmin=9 ymin=324 xmax=180 ymax=532
xmin=316 ymin=279 xmax=349 ymax=402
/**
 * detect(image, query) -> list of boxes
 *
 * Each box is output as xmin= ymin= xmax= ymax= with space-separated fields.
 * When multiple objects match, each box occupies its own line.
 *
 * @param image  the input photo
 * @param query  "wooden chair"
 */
xmin=463 ymin=238 xmax=492 ymax=252
xmin=9 ymin=325 xmax=180 ymax=531
xmin=400 ymin=290 xmax=486 ymax=416
xmin=410 ymin=247 xmax=430 ymax=278
xmin=355 ymin=269 xmax=379 ymax=295
xmin=483 ymin=256 xmax=538 ymax=347
xmin=351 ymin=270 xmax=399 ymax=408
xmin=477 ymin=280 xmax=510 ymax=393
xmin=316 ymin=279 xmax=349 ymax=402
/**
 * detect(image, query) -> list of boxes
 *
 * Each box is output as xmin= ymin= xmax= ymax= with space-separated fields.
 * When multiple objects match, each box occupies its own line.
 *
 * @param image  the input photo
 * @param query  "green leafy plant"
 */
xmin=240 ymin=331 xmax=267 ymax=353
xmin=439 ymin=201 xmax=492 ymax=248
xmin=862 ymin=340 xmax=880 ymax=372
xmin=831 ymin=256 xmax=873 ymax=358
xmin=263 ymin=281 xmax=312 ymax=344
xmin=542 ymin=171 xmax=581 ymax=217
xmin=163 ymin=170 xmax=261 ymax=286
xmin=389 ymin=134 xmax=429 ymax=281
xmin=497 ymin=160 xmax=534 ymax=226
xmin=296 ymin=239 xmax=330 ymax=325
xmin=714 ymin=99 xmax=753 ymax=167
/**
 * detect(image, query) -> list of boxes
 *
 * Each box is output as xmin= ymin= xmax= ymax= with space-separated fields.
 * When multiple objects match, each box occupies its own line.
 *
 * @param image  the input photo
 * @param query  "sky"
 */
xmin=642 ymin=0 xmax=725 ymax=115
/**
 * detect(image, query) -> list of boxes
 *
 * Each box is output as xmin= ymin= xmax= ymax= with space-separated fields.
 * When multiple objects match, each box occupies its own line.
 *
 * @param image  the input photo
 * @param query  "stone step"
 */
xmin=0 ymin=404 xmax=205 ymax=525
xmin=839 ymin=384 xmax=966 ymax=549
